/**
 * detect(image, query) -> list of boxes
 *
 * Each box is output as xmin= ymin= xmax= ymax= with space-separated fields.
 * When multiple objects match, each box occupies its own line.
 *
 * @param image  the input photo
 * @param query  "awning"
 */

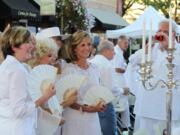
xmin=88 ymin=8 xmax=128 ymax=27
xmin=0 ymin=0 xmax=40 ymax=20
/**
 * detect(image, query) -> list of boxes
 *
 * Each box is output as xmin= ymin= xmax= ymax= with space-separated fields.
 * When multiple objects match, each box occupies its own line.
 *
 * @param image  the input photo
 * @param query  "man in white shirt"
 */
xmin=126 ymin=19 xmax=180 ymax=135
xmin=90 ymin=40 xmax=124 ymax=135
xmin=111 ymin=35 xmax=131 ymax=130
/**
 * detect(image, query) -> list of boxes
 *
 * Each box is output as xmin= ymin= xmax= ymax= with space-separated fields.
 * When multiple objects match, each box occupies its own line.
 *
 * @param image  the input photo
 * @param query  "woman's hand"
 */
xmin=43 ymin=83 xmax=56 ymax=99
xmin=59 ymin=117 xmax=65 ymax=125
xmin=93 ymin=100 xmax=106 ymax=112
xmin=35 ymin=83 xmax=56 ymax=107
xmin=61 ymin=89 xmax=78 ymax=107
xmin=82 ymin=100 xmax=106 ymax=113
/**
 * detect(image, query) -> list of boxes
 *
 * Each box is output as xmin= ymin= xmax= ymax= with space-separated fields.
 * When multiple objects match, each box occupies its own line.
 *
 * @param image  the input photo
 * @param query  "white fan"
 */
xmin=83 ymin=86 xmax=115 ymax=105
xmin=28 ymin=64 xmax=63 ymax=115
xmin=55 ymin=74 xmax=87 ymax=103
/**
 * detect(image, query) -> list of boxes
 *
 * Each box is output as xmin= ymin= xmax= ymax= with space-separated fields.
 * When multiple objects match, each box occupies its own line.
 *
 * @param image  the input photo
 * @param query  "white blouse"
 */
xmin=0 ymin=55 xmax=36 ymax=135
xmin=61 ymin=62 xmax=102 ymax=135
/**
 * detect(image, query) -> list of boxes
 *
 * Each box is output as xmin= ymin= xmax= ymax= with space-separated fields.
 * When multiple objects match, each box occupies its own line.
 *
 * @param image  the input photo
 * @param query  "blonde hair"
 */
xmin=65 ymin=30 xmax=91 ymax=62
xmin=29 ymin=37 xmax=58 ymax=67
xmin=0 ymin=26 xmax=31 ymax=58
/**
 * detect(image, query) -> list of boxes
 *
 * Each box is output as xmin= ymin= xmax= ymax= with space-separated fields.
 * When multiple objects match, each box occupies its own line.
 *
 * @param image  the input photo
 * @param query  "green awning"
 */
xmin=88 ymin=8 xmax=128 ymax=27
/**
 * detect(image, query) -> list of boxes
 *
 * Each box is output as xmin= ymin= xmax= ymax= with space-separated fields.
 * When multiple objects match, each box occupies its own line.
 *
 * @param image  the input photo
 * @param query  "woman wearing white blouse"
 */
xmin=61 ymin=30 xmax=106 ymax=135
xmin=0 ymin=26 xmax=55 ymax=135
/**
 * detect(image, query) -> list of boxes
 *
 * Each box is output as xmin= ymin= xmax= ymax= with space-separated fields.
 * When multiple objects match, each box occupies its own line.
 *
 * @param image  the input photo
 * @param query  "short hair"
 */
xmin=29 ymin=37 xmax=58 ymax=67
xmin=97 ymin=40 xmax=114 ymax=53
xmin=0 ymin=26 xmax=31 ymax=58
xmin=65 ymin=30 xmax=91 ymax=62
xmin=118 ymin=35 xmax=128 ymax=44
xmin=158 ymin=19 xmax=177 ymax=33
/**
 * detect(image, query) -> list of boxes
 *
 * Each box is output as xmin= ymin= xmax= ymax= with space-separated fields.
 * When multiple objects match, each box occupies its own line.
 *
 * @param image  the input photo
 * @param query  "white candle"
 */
xmin=141 ymin=18 xmax=146 ymax=63
xmin=147 ymin=19 xmax=152 ymax=62
xmin=169 ymin=5 xmax=172 ymax=48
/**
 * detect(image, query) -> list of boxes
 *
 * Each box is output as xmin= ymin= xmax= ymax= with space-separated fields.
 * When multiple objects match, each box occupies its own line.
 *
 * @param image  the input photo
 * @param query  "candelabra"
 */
xmin=139 ymin=48 xmax=180 ymax=135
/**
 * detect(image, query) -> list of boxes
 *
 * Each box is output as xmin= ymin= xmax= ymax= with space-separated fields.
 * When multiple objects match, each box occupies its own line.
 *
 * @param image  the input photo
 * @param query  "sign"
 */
xmin=40 ymin=0 xmax=56 ymax=15
xmin=18 ymin=11 xmax=37 ymax=18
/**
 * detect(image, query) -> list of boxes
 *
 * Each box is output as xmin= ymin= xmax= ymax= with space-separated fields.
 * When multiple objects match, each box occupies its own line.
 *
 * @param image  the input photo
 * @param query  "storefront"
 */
xmin=0 ymin=0 xmax=40 ymax=32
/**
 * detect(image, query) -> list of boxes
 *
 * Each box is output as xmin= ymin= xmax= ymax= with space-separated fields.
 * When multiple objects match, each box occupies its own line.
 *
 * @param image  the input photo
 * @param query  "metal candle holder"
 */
xmin=139 ymin=48 xmax=180 ymax=135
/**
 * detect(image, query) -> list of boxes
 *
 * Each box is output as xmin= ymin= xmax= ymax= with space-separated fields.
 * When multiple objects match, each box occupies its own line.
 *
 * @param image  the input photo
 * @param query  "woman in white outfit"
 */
xmin=61 ymin=30 xmax=106 ymax=135
xmin=0 ymin=26 xmax=55 ymax=135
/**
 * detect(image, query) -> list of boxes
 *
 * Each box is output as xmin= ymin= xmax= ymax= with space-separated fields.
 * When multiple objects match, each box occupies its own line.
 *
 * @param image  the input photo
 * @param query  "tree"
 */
xmin=122 ymin=0 xmax=180 ymax=24
xmin=138 ymin=0 xmax=180 ymax=22
xmin=121 ymin=0 xmax=139 ymax=16
xmin=56 ymin=0 xmax=95 ymax=34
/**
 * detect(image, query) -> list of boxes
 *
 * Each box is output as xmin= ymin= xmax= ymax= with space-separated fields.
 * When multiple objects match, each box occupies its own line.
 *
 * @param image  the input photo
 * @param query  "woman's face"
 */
xmin=74 ymin=37 xmax=92 ymax=60
xmin=13 ymin=39 xmax=34 ymax=62
xmin=39 ymin=51 xmax=57 ymax=65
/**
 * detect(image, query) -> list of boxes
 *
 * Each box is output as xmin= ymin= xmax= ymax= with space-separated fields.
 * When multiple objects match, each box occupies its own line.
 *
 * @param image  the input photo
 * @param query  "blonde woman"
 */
xmin=30 ymin=37 xmax=58 ymax=67
xmin=29 ymin=37 xmax=77 ymax=135
xmin=29 ymin=37 xmax=63 ymax=135
xmin=0 ymin=26 xmax=55 ymax=135
xmin=61 ymin=30 xmax=106 ymax=135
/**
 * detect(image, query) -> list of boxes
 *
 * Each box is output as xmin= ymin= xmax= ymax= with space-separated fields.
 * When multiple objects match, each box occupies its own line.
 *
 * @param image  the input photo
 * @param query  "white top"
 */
xmin=111 ymin=45 xmax=127 ymax=88
xmin=126 ymin=42 xmax=180 ymax=120
xmin=61 ymin=63 xmax=102 ymax=135
xmin=0 ymin=55 xmax=36 ymax=135
xmin=112 ymin=45 xmax=127 ymax=70
xmin=90 ymin=54 xmax=123 ymax=96
xmin=26 ymin=64 xmax=62 ymax=135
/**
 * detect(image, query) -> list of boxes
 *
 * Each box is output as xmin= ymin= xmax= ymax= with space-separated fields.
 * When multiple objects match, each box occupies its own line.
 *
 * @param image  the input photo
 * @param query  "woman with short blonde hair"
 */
xmin=0 ymin=26 xmax=55 ymax=135
xmin=29 ymin=37 xmax=58 ymax=67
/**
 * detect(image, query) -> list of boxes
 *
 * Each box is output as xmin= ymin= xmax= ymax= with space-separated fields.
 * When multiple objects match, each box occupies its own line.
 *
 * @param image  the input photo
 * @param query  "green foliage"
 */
xmin=138 ymin=0 xmax=179 ymax=20
xmin=56 ymin=0 xmax=87 ymax=33
xmin=123 ymin=0 xmax=179 ymax=23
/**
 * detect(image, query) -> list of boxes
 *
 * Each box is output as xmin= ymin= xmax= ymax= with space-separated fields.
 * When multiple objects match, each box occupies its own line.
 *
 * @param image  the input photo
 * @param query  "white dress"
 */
xmin=25 ymin=64 xmax=63 ymax=135
xmin=0 ymin=55 xmax=36 ymax=135
xmin=61 ymin=63 xmax=102 ymax=135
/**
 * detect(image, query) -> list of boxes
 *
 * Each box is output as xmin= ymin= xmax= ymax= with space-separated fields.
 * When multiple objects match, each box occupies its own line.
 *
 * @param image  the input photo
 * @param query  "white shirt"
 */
xmin=0 ymin=55 xmax=36 ymax=135
xmin=90 ymin=54 xmax=123 ymax=97
xmin=111 ymin=45 xmax=127 ymax=88
xmin=112 ymin=45 xmax=127 ymax=70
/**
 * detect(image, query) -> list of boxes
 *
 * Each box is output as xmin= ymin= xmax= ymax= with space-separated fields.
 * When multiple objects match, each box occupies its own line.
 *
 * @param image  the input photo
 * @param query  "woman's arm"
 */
xmin=70 ymin=101 xmax=106 ymax=113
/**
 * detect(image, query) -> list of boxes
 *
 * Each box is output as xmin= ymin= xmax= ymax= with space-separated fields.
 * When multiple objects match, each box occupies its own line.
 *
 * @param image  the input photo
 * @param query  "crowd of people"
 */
xmin=0 ymin=18 xmax=180 ymax=135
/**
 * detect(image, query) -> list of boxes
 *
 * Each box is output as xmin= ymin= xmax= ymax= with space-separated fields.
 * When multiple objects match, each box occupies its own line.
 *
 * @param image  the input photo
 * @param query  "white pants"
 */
xmin=133 ymin=115 xmax=140 ymax=132
xmin=119 ymin=96 xmax=131 ymax=128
